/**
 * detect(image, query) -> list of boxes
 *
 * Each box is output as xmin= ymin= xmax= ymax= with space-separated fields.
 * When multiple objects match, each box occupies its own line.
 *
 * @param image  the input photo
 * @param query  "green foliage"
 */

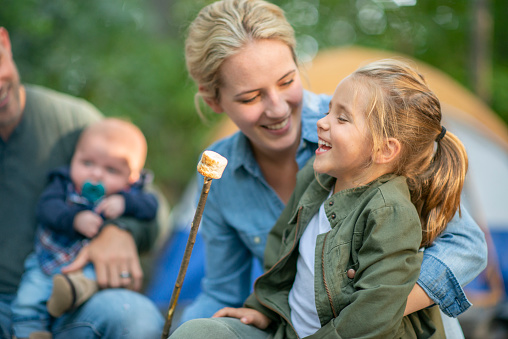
xmin=2 ymin=0 xmax=222 ymax=203
xmin=2 ymin=0 xmax=506 ymax=204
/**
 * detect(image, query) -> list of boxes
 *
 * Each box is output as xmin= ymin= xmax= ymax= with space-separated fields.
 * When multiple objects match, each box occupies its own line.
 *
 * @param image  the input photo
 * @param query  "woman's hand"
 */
xmin=213 ymin=307 xmax=272 ymax=330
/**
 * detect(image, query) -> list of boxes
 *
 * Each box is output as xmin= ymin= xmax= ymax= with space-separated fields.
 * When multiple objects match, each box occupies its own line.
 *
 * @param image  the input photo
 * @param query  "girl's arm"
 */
xmin=412 ymin=206 xmax=487 ymax=317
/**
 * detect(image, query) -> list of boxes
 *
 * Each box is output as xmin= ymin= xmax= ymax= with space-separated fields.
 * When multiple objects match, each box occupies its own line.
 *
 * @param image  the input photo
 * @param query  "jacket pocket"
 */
xmin=327 ymin=240 xmax=354 ymax=288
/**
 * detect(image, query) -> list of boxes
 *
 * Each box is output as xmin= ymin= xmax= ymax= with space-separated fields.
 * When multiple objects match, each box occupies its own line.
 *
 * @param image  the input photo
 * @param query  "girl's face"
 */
xmin=314 ymin=75 xmax=373 ymax=190
xmin=209 ymin=39 xmax=304 ymax=157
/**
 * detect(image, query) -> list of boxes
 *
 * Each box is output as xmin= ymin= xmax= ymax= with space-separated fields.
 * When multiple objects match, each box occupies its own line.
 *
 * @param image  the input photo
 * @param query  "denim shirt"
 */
xmin=180 ymin=90 xmax=487 ymax=323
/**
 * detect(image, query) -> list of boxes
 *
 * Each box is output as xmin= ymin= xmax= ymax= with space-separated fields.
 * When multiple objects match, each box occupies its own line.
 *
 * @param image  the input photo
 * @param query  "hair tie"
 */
xmin=435 ymin=126 xmax=446 ymax=142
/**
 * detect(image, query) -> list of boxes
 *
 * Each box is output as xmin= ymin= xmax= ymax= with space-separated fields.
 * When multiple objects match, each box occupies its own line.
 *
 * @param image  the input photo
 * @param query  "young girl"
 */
xmin=172 ymin=59 xmax=467 ymax=338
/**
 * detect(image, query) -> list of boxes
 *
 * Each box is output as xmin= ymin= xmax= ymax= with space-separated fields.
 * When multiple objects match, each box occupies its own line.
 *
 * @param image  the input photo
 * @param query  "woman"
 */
xmin=177 ymin=0 xmax=487 ymax=336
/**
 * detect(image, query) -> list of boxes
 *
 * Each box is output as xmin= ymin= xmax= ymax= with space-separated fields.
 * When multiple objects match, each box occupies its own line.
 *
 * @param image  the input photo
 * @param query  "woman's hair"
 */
xmin=185 ymin=0 xmax=296 ymax=115
xmin=352 ymin=59 xmax=468 ymax=247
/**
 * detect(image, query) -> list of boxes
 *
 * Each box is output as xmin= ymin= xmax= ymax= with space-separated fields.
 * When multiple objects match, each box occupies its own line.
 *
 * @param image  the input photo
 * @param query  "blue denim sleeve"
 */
xmin=179 ymin=174 xmax=255 ymax=324
xmin=418 ymin=205 xmax=488 ymax=317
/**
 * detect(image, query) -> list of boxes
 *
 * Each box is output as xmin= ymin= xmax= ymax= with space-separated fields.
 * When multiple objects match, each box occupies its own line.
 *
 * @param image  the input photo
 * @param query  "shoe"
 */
xmin=47 ymin=271 xmax=98 ymax=317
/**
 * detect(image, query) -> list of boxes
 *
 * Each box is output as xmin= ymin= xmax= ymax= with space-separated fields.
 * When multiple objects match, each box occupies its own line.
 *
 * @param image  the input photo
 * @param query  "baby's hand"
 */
xmin=74 ymin=211 xmax=103 ymax=238
xmin=95 ymin=194 xmax=125 ymax=219
xmin=213 ymin=307 xmax=272 ymax=330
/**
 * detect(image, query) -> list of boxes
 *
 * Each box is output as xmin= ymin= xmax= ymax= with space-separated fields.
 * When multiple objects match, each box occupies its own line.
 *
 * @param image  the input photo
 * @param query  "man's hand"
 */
xmin=73 ymin=210 xmax=102 ymax=238
xmin=95 ymin=194 xmax=126 ymax=219
xmin=62 ymin=225 xmax=143 ymax=291
xmin=213 ymin=307 xmax=272 ymax=330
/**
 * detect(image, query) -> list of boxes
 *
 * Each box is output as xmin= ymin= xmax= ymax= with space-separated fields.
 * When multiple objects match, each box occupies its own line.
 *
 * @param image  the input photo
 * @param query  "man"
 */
xmin=0 ymin=27 xmax=164 ymax=338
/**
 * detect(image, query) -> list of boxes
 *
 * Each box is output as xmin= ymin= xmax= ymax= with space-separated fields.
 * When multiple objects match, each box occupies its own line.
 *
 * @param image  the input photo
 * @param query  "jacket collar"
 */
xmin=290 ymin=172 xmax=399 ymax=226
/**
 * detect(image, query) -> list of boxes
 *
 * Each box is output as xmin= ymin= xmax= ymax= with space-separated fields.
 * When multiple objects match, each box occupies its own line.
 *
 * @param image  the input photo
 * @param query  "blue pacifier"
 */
xmin=81 ymin=181 xmax=105 ymax=204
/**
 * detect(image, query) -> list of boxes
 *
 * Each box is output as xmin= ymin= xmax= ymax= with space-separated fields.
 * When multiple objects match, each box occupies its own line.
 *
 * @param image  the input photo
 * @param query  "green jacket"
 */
xmin=245 ymin=159 xmax=444 ymax=338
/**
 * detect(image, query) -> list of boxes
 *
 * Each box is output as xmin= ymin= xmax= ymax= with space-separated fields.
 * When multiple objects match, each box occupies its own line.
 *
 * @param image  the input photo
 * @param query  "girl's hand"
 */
xmin=73 ymin=210 xmax=102 ymax=238
xmin=213 ymin=307 xmax=272 ymax=330
xmin=95 ymin=194 xmax=125 ymax=219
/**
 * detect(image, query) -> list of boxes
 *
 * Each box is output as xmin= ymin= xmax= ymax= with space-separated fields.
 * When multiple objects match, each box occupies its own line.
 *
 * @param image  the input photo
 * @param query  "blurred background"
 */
xmin=2 ymin=0 xmax=507 ymax=204
xmin=2 ymin=0 xmax=508 ymax=337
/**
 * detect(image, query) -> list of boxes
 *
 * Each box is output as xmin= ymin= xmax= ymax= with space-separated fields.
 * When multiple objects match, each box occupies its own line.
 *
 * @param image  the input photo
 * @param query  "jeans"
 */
xmin=51 ymin=289 xmax=164 ymax=339
xmin=3 ymin=254 xmax=164 ymax=339
xmin=169 ymin=317 xmax=271 ymax=339
xmin=11 ymin=254 xmax=96 ymax=337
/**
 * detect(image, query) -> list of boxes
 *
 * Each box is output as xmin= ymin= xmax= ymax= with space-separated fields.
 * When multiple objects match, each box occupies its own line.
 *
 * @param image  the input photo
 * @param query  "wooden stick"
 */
xmin=161 ymin=150 xmax=227 ymax=338
xmin=161 ymin=177 xmax=212 ymax=338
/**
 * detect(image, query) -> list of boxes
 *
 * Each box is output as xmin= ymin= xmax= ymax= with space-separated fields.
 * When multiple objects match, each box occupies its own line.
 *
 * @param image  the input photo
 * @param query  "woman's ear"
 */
xmin=199 ymin=85 xmax=223 ymax=114
xmin=374 ymin=138 xmax=401 ymax=164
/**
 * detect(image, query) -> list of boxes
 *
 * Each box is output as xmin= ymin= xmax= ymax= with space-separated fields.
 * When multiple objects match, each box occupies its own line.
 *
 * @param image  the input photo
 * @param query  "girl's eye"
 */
xmin=323 ymin=111 xmax=330 ymax=116
xmin=83 ymin=160 xmax=93 ymax=167
xmin=338 ymin=115 xmax=349 ymax=122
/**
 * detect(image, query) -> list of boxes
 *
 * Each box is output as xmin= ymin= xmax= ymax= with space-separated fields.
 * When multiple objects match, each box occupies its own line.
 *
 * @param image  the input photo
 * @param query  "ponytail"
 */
xmin=414 ymin=129 xmax=468 ymax=247
xmin=352 ymin=59 xmax=469 ymax=247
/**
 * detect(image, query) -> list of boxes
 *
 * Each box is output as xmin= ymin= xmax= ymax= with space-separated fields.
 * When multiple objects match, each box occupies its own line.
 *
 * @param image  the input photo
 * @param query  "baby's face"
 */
xmin=70 ymin=136 xmax=134 ymax=195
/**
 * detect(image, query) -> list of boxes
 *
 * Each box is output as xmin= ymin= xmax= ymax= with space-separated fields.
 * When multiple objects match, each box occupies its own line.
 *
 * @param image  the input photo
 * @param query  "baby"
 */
xmin=12 ymin=118 xmax=158 ymax=339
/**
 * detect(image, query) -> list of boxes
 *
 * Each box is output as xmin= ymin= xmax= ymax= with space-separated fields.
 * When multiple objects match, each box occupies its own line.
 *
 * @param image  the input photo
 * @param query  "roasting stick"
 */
xmin=161 ymin=151 xmax=228 ymax=339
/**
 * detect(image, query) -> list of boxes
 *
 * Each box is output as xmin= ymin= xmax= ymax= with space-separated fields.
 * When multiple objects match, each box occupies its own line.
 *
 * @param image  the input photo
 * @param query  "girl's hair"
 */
xmin=353 ymin=59 xmax=468 ymax=247
xmin=185 ymin=0 xmax=296 ymax=116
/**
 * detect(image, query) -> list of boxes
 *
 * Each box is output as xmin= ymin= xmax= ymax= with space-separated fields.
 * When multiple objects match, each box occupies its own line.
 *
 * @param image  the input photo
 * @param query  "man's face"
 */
xmin=0 ymin=27 xmax=24 ymax=140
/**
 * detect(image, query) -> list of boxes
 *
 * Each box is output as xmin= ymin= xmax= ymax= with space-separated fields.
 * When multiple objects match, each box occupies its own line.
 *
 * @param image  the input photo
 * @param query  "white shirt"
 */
xmin=288 ymin=198 xmax=332 ymax=337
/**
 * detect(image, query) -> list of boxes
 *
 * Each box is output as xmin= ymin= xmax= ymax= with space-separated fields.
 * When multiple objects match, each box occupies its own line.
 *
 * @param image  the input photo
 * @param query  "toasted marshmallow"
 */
xmin=197 ymin=150 xmax=228 ymax=179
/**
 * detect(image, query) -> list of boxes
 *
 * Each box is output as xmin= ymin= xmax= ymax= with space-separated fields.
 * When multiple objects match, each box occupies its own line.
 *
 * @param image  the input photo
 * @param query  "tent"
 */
xmin=146 ymin=46 xmax=508 ymax=330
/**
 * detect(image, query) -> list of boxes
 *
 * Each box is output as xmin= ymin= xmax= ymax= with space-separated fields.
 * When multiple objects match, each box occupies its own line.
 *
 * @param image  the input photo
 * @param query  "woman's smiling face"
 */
xmin=209 ymin=39 xmax=304 ymax=156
